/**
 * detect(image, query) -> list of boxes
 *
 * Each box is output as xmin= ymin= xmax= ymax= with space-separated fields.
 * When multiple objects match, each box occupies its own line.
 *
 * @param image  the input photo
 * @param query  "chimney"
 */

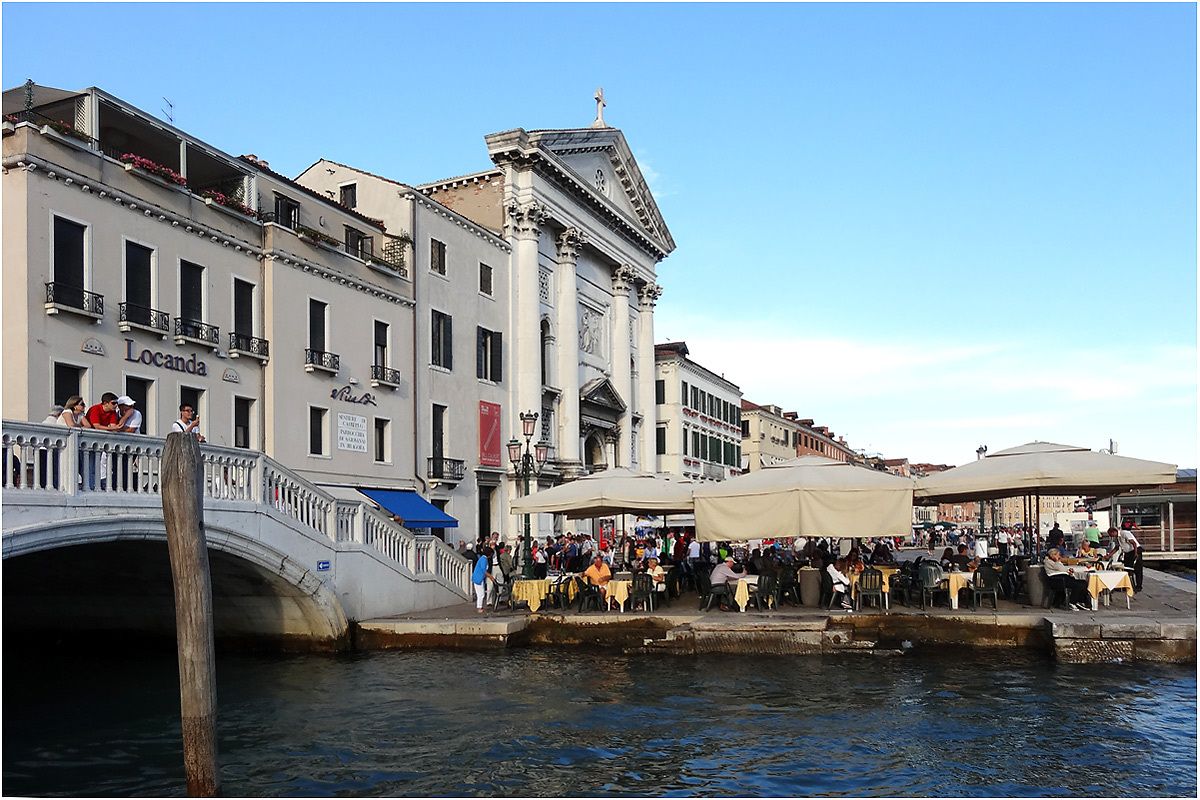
xmin=241 ymin=153 xmax=270 ymax=169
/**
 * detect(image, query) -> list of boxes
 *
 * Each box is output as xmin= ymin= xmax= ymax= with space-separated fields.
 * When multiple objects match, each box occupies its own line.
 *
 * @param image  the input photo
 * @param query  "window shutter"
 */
xmin=491 ymin=332 xmax=503 ymax=382
xmin=431 ymin=312 xmax=441 ymax=365
xmin=444 ymin=315 xmax=452 ymax=371
xmin=476 ymin=327 xmax=486 ymax=379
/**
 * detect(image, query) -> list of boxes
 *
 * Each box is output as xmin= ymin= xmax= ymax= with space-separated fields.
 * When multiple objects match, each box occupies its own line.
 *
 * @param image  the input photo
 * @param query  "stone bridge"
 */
xmin=1 ymin=421 xmax=471 ymax=650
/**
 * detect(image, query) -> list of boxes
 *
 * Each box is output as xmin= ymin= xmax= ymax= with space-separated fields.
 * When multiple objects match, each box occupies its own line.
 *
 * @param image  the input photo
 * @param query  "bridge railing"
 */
xmin=2 ymin=421 xmax=469 ymax=596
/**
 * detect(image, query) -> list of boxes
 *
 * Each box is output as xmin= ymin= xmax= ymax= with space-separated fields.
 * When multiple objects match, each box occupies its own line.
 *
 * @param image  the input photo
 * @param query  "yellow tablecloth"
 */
xmin=511 ymin=579 xmax=551 ymax=613
xmin=605 ymin=579 xmax=631 ymax=611
xmin=849 ymin=567 xmax=898 ymax=599
xmin=1086 ymin=570 xmax=1134 ymax=600
xmin=728 ymin=576 xmax=759 ymax=612
xmin=548 ymin=575 xmax=581 ymax=603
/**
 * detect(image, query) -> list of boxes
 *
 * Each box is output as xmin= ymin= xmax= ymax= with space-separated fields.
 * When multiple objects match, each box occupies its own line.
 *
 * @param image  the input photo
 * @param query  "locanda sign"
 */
xmin=124 ymin=339 xmax=209 ymax=376
xmin=331 ymin=385 xmax=377 ymax=406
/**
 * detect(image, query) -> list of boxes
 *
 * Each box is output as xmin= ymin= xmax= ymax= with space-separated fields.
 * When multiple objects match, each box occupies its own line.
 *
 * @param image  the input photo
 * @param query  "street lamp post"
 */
xmin=508 ymin=411 xmax=549 ymax=580
xmin=976 ymin=445 xmax=987 ymax=543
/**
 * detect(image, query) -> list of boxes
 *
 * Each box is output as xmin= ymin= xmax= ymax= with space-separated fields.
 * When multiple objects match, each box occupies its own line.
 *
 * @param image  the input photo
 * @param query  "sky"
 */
xmin=3 ymin=2 xmax=1195 ymax=467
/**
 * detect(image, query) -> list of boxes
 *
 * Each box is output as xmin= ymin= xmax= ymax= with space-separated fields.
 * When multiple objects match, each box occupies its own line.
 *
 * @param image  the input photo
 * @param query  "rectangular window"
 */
xmin=709 ymin=435 xmax=720 ymax=463
xmin=52 ymin=216 xmax=86 ymax=301
xmin=655 ymin=380 xmax=665 ymax=405
xmin=724 ymin=441 xmax=735 ymax=467
xmin=690 ymin=386 xmax=698 ymax=409
xmin=430 ymin=238 xmax=447 ymax=275
xmin=346 ymin=227 xmax=372 ymax=259
xmin=432 ymin=404 xmax=446 ymax=466
xmin=699 ymin=434 xmax=708 ymax=461
xmin=655 ymin=426 xmax=667 ymax=456
xmin=124 ymin=241 xmax=153 ymax=324
xmin=692 ymin=430 xmax=700 ymax=458
xmin=431 ymin=310 xmax=453 ymax=369
xmin=125 ymin=377 xmax=151 ymax=434
xmin=274 ymin=195 xmax=300 ymax=229
xmin=681 ymin=381 xmax=689 ymax=407
xmin=233 ymin=279 xmax=254 ymax=336
xmin=53 ymin=362 xmax=85 ymax=405
xmin=374 ymin=320 xmax=389 ymax=367
xmin=234 ymin=397 xmax=253 ymax=449
xmin=682 ymin=426 xmax=689 ymax=456
xmin=476 ymin=327 xmax=502 ymax=382
xmin=339 ymin=183 xmax=357 ymax=209
xmin=309 ymin=299 xmax=327 ymax=352
xmin=180 ymin=386 xmax=203 ymax=425
xmin=374 ymin=417 xmax=390 ymax=463
xmin=740 ymin=420 xmax=749 ymax=438
xmin=479 ymin=263 xmax=493 ymax=296
xmin=179 ymin=260 xmax=204 ymax=325
xmin=309 ymin=406 xmax=328 ymax=456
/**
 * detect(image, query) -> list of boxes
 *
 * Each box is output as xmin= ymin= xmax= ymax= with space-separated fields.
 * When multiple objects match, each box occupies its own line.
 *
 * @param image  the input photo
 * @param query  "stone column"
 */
xmin=555 ymin=228 xmax=585 ymax=475
xmin=507 ymin=199 xmax=546 ymax=435
xmin=637 ymin=283 xmax=663 ymax=472
xmin=610 ymin=265 xmax=635 ymax=468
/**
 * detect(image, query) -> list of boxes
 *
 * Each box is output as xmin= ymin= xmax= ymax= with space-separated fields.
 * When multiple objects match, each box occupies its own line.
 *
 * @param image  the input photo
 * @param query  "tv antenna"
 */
xmin=161 ymin=97 xmax=175 ymax=124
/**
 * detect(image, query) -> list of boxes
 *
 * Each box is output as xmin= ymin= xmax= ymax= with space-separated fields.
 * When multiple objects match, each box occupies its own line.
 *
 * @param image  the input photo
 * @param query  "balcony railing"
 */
xmin=175 ymin=317 xmax=219 ymax=346
xmin=370 ymin=364 xmax=402 ymax=387
xmin=229 ymin=332 xmax=270 ymax=361
xmin=305 ymin=348 xmax=340 ymax=373
xmin=45 ymin=282 xmax=103 ymax=319
xmin=427 ymin=457 xmax=466 ymax=482
xmin=119 ymin=302 xmax=170 ymax=334
xmin=6 ymin=109 xmax=97 ymax=147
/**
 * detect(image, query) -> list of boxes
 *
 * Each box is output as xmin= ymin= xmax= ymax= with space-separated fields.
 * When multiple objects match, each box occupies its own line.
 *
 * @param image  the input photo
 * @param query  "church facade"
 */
xmin=299 ymin=101 xmax=675 ymax=541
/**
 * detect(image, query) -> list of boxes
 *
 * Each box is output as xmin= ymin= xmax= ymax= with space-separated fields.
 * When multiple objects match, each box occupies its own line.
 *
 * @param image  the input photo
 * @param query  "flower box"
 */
xmin=119 ymin=153 xmax=187 ymax=187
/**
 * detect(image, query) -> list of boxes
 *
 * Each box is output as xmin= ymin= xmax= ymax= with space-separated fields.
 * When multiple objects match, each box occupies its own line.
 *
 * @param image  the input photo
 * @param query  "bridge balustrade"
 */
xmin=2 ymin=421 xmax=470 ymax=595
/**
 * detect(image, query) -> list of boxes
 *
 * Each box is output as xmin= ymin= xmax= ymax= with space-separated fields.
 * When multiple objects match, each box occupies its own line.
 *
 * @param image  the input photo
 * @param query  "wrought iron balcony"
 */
xmin=119 ymin=302 xmax=170 ymax=334
xmin=229 ymin=332 xmax=270 ymax=361
xmin=45 ymin=282 xmax=103 ymax=319
xmin=305 ymin=348 xmax=340 ymax=373
xmin=370 ymin=364 xmax=402 ymax=387
xmin=175 ymin=317 xmax=219 ymax=346
xmin=427 ymin=457 xmax=466 ymax=482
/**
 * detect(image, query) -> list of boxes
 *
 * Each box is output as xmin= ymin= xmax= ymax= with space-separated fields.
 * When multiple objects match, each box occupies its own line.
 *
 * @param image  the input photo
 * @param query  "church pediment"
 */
xmin=580 ymin=376 xmax=627 ymax=413
xmin=485 ymin=126 xmax=675 ymax=256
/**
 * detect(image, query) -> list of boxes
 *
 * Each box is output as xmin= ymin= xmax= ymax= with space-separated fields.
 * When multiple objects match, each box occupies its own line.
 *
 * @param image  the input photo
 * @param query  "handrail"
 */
xmin=1 ymin=421 xmax=469 ymax=595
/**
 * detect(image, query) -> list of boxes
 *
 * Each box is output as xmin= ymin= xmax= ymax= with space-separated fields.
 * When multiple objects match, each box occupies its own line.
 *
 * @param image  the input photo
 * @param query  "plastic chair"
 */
xmin=490 ymin=580 xmax=514 ymax=612
xmin=574 ymin=576 xmax=603 ymax=613
xmin=972 ymin=566 xmax=1001 ymax=610
xmin=820 ymin=569 xmax=847 ymax=610
xmin=856 ymin=568 xmax=885 ymax=612
xmin=749 ymin=574 xmax=778 ymax=611
xmin=1041 ymin=570 xmax=1071 ymax=610
xmin=629 ymin=573 xmax=656 ymax=612
xmin=917 ymin=562 xmax=947 ymax=610
xmin=778 ymin=567 xmax=801 ymax=606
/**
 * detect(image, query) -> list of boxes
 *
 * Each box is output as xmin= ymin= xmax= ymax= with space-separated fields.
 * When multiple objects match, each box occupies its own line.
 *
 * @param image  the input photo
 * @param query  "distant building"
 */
xmin=739 ymin=402 xmax=800 ymax=471
xmin=653 ymin=341 xmax=742 ymax=482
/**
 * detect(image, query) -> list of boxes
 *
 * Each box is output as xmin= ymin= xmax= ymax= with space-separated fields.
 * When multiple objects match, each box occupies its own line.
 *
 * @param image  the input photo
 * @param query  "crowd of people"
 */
xmin=23 ymin=393 xmax=204 ymax=490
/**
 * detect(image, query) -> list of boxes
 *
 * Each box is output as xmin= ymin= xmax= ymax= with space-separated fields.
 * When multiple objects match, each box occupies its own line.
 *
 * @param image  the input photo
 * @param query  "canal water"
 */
xmin=3 ymin=647 xmax=1196 ymax=797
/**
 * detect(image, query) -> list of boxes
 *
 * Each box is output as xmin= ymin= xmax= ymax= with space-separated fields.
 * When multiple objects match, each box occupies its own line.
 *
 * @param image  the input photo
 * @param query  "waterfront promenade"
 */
xmin=359 ymin=564 xmax=1196 ymax=663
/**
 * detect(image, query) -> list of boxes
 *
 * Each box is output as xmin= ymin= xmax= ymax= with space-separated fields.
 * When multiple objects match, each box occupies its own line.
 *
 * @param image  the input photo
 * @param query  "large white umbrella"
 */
xmin=914 ymin=441 xmax=1178 ymax=503
xmin=693 ymin=455 xmax=915 ymax=541
xmin=509 ymin=468 xmax=695 ymax=519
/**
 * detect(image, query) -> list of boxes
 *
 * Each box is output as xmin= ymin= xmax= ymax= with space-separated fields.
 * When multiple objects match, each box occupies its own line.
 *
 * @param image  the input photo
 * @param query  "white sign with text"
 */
xmin=337 ymin=413 xmax=368 ymax=452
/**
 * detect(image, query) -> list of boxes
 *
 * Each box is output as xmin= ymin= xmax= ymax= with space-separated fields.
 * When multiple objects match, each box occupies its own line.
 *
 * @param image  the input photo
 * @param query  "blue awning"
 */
xmin=358 ymin=489 xmax=459 ymax=528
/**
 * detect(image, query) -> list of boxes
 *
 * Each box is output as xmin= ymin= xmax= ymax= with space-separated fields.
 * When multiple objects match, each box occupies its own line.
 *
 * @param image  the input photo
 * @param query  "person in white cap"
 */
xmin=116 ymin=396 xmax=142 ymax=434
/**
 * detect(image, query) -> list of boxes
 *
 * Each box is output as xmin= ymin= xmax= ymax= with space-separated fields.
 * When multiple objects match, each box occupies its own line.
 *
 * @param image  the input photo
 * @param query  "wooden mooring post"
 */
xmin=161 ymin=432 xmax=220 ymax=796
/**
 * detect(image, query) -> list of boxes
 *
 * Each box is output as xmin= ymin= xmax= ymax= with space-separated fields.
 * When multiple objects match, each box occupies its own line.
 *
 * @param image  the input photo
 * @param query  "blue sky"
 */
xmin=4 ymin=3 xmax=1195 ymax=466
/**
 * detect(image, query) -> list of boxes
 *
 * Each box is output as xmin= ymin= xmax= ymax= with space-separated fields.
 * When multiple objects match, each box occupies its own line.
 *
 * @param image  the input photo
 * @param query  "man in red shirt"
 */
xmin=83 ymin=392 xmax=121 ymax=488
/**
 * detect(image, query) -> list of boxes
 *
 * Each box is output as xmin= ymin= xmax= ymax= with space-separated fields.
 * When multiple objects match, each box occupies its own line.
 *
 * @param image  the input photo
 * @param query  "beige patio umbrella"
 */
xmin=508 ymin=468 xmax=695 ymax=519
xmin=693 ymin=455 xmax=915 ymax=541
xmin=914 ymin=441 xmax=1178 ymax=503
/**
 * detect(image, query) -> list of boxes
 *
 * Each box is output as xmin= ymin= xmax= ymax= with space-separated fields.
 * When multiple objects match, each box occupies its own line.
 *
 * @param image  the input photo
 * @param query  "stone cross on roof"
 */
xmin=591 ymin=87 xmax=607 ymax=128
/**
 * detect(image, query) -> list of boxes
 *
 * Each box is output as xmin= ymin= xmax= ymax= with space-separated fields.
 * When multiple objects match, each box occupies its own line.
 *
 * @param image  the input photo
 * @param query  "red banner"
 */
xmin=479 ymin=401 xmax=502 ymax=467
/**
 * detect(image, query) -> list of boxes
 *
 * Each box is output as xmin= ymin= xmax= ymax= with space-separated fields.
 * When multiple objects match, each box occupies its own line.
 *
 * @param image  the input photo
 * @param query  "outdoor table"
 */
xmin=511 ymin=579 xmax=551 ymax=613
xmin=849 ymin=566 xmax=899 ymax=609
xmin=798 ymin=567 xmax=821 ymax=607
xmin=605 ymin=579 xmax=632 ymax=612
xmin=1074 ymin=568 xmax=1134 ymax=610
xmin=728 ymin=575 xmax=759 ymax=612
xmin=945 ymin=571 xmax=976 ymax=610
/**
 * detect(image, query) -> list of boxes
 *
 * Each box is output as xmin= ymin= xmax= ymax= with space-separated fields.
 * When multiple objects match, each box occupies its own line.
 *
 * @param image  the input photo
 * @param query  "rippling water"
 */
xmin=3 ymin=646 xmax=1196 ymax=796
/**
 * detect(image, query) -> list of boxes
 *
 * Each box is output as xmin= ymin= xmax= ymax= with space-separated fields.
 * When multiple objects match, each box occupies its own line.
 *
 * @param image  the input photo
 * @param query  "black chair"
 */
xmin=574 ymin=576 xmax=603 ymax=613
xmin=629 ymin=573 xmax=656 ymax=612
xmin=778 ymin=567 xmax=801 ymax=606
xmin=696 ymin=571 xmax=715 ymax=611
xmin=747 ymin=575 xmax=777 ymax=612
xmin=546 ymin=579 xmax=572 ymax=610
xmin=856 ymin=568 xmax=885 ymax=612
xmin=972 ymin=566 xmax=1001 ymax=611
xmin=917 ymin=562 xmax=947 ymax=610
xmin=665 ymin=566 xmax=684 ymax=600
xmin=490 ymin=580 xmax=514 ymax=612
xmin=820 ymin=569 xmax=847 ymax=610
xmin=1042 ymin=570 xmax=1070 ymax=610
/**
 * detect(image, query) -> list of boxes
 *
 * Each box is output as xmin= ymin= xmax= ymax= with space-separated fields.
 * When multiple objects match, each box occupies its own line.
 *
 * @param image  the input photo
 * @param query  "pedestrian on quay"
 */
xmin=996 ymin=528 xmax=1011 ymax=560
xmin=1116 ymin=522 xmax=1144 ymax=593
xmin=472 ymin=546 xmax=495 ymax=613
